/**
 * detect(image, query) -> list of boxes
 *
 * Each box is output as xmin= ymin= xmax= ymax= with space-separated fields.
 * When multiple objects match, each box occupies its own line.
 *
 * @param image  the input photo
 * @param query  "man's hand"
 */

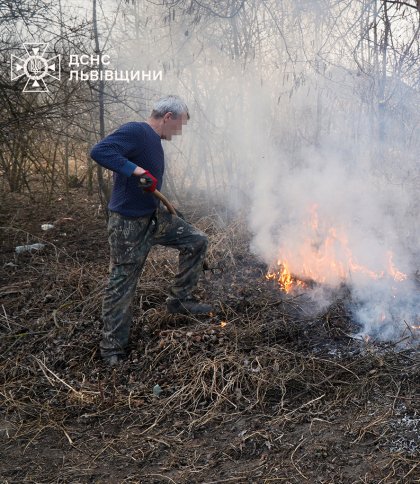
xmin=138 ymin=170 xmax=158 ymax=192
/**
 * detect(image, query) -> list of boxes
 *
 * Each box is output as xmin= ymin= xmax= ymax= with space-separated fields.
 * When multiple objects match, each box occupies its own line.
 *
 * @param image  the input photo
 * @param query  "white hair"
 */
xmin=151 ymin=95 xmax=190 ymax=119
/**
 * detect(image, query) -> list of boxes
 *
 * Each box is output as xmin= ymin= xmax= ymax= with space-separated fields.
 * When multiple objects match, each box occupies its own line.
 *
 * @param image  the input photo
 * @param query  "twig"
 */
xmin=142 ymin=475 xmax=176 ymax=484
xmin=290 ymin=437 xmax=308 ymax=480
xmin=403 ymin=462 xmax=418 ymax=480
xmin=61 ymin=427 xmax=73 ymax=445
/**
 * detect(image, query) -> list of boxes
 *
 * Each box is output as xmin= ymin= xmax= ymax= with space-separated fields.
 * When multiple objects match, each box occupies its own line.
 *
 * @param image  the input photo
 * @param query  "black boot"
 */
xmin=166 ymin=297 xmax=213 ymax=315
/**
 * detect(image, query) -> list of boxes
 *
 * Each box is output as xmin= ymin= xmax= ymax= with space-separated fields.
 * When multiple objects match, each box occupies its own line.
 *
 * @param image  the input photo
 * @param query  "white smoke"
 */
xmin=245 ymin=68 xmax=420 ymax=342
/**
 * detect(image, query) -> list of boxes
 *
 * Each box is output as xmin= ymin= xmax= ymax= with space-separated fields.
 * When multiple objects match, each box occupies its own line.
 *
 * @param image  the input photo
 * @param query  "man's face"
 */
xmin=161 ymin=111 xmax=188 ymax=140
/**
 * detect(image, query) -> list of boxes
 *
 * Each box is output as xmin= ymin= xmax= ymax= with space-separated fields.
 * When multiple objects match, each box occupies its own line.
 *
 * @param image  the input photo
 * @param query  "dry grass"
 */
xmin=0 ymin=191 xmax=419 ymax=483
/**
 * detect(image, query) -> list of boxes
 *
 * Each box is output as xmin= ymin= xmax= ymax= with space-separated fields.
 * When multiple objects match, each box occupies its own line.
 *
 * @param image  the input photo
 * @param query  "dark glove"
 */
xmin=138 ymin=170 xmax=158 ymax=192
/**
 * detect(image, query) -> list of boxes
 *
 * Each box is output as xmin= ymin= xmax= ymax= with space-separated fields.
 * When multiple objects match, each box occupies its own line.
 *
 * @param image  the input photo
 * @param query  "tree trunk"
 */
xmin=93 ymin=0 xmax=111 ymax=214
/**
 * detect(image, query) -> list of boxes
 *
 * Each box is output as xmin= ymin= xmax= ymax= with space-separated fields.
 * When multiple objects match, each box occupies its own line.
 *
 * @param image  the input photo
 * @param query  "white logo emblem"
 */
xmin=11 ymin=43 xmax=61 ymax=92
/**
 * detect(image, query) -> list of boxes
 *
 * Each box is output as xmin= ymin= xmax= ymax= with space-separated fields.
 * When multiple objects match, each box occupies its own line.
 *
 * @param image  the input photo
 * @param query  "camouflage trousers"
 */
xmin=100 ymin=209 xmax=208 ymax=358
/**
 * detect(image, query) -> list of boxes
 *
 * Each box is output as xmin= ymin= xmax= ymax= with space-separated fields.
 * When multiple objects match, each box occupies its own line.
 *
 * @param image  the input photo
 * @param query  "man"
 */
xmin=90 ymin=95 xmax=212 ymax=366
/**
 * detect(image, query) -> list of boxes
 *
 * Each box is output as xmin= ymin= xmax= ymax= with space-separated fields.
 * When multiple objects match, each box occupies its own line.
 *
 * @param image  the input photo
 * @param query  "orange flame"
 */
xmin=266 ymin=205 xmax=409 ymax=293
xmin=387 ymin=252 xmax=407 ymax=282
xmin=266 ymin=261 xmax=306 ymax=293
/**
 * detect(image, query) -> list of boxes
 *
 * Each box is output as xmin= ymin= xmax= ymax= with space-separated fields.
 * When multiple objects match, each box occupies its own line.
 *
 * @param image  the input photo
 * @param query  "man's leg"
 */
xmin=152 ymin=211 xmax=211 ymax=313
xmin=101 ymin=211 xmax=154 ymax=359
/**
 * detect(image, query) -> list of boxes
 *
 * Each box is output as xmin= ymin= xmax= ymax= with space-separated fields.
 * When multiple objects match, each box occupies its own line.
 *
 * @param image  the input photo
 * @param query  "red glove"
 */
xmin=138 ymin=170 xmax=158 ymax=192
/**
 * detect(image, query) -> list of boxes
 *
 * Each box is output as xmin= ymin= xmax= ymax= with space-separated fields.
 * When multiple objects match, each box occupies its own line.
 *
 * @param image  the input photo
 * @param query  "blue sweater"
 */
xmin=90 ymin=122 xmax=164 ymax=217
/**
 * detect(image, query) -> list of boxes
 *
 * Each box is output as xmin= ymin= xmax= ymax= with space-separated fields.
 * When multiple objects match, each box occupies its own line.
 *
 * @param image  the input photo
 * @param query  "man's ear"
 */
xmin=164 ymin=112 xmax=173 ymax=121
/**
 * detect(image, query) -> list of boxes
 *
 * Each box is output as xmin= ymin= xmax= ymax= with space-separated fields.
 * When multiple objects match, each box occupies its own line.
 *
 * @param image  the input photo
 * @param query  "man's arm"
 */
xmin=90 ymin=122 xmax=147 ymax=177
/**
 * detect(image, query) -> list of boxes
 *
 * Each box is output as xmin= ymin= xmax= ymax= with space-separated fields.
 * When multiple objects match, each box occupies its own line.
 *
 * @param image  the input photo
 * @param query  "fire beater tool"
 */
xmin=138 ymin=174 xmax=214 ymax=272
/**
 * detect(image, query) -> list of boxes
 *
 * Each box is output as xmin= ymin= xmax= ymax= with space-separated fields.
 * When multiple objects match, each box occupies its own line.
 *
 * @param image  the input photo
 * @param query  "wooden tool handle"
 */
xmin=153 ymin=189 xmax=177 ymax=215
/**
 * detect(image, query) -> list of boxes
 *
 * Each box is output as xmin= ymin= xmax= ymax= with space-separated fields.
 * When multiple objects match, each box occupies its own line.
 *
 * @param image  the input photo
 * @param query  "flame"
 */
xmin=266 ymin=261 xmax=306 ymax=293
xmin=387 ymin=252 xmax=407 ymax=282
xmin=266 ymin=204 xmax=409 ymax=293
xmin=220 ymin=321 xmax=227 ymax=328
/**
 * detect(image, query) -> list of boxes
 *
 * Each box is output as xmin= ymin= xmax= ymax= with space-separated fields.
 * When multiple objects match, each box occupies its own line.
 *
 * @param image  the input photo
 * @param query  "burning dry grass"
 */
xmin=0 ymin=191 xmax=419 ymax=482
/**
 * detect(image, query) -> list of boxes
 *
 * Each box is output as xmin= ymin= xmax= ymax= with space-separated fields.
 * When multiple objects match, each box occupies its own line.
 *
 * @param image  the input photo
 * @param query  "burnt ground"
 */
xmin=0 ymin=189 xmax=419 ymax=483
